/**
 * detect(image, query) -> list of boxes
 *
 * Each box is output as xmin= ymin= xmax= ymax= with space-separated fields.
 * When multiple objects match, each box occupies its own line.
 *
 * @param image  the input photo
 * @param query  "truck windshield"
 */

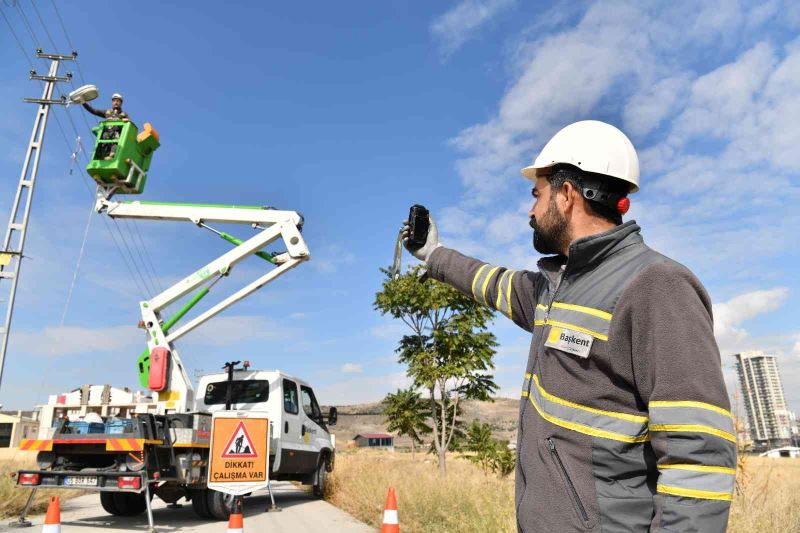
xmin=204 ymin=380 xmax=269 ymax=405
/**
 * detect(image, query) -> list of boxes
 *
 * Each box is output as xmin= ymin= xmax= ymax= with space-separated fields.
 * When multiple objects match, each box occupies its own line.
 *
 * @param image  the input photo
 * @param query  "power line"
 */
xmin=59 ymin=195 xmax=94 ymax=326
xmin=35 ymin=0 xmax=169 ymax=307
xmin=68 ymin=147 xmax=148 ymax=300
xmin=14 ymin=0 xmax=40 ymax=50
xmin=48 ymin=0 xmax=87 ymax=85
xmin=120 ymin=218 xmax=158 ymax=297
xmin=19 ymin=8 xmax=157 ymax=302
xmin=6 ymin=1 xmax=175 ymax=318
xmin=112 ymin=218 xmax=155 ymax=298
xmin=28 ymin=0 xmax=57 ymax=52
xmin=1 ymin=3 xmax=75 ymax=160
xmin=129 ymin=219 xmax=165 ymax=294
xmin=32 ymin=3 xmax=167 ymax=305
xmin=47 ymin=0 xmax=72 ymax=49
xmin=0 ymin=4 xmax=33 ymax=68
xmin=27 ymin=0 xmax=93 ymax=138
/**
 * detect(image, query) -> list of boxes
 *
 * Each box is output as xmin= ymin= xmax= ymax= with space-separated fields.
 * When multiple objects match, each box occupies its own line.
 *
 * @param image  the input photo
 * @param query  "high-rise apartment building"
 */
xmin=734 ymin=351 xmax=793 ymax=450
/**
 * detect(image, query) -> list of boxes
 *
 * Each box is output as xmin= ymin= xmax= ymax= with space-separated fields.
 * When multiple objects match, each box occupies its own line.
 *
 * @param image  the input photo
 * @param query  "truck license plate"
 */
xmin=65 ymin=476 xmax=97 ymax=487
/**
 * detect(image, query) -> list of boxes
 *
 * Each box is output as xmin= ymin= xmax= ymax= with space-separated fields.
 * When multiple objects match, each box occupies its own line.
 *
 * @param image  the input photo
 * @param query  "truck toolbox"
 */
xmin=66 ymin=421 xmax=106 ymax=434
xmin=105 ymin=419 xmax=134 ymax=434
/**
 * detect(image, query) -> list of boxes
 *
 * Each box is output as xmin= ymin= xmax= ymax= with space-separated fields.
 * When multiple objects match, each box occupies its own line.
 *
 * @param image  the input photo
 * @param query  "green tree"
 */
xmin=490 ymin=445 xmax=517 ymax=477
xmin=375 ymin=266 xmax=498 ymax=476
xmin=383 ymin=387 xmax=432 ymax=458
xmin=464 ymin=419 xmax=496 ymax=474
xmin=464 ymin=419 xmax=516 ymax=478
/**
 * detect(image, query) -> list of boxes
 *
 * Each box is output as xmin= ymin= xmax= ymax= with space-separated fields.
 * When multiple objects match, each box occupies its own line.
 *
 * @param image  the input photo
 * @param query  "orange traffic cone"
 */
xmin=381 ymin=487 xmax=399 ymax=533
xmin=42 ymin=496 xmax=60 ymax=533
xmin=227 ymin=498 xmax=243 ymax=533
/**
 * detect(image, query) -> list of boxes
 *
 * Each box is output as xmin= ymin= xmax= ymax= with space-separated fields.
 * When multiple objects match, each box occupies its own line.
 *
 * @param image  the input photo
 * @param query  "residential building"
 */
xmin=734 ymin=351 xmax=793 ymax=450
xmin=0 ymin=410 xmax=39 ymax=448
xmin=352 ymin=433 xmax=394 ymax=450
xmin=759 ymin=446 xmax=800 ymax=459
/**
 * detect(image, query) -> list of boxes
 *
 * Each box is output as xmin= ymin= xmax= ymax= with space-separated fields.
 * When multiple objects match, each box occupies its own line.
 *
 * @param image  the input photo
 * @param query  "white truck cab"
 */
xmin=196 ymin=368 xmax=337 ymax=497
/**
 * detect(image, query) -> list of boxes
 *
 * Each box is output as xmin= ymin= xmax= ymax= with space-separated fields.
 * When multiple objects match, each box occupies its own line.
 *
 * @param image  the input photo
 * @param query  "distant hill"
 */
xmin=327 ymin=397 xmax=520 ymax=448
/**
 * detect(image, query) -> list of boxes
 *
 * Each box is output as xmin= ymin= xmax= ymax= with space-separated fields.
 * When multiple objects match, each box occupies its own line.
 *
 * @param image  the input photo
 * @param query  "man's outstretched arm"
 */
xmin=403 ymin=215 xmax=542 ymax=331
xmin=428 ymin=247 xmax=541 ymax=331
xmin=82 ymin=103 xmax=106 ymax=118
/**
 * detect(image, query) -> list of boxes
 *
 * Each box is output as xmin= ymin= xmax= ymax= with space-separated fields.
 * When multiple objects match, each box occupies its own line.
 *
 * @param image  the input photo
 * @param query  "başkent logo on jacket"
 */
xmin=545 ymin=326 xmax=594 ymax=358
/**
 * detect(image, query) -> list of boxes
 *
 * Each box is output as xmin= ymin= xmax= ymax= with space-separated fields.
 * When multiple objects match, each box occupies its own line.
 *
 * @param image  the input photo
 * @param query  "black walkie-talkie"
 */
xmin=407 ymin=204 xmax=430 ymax=249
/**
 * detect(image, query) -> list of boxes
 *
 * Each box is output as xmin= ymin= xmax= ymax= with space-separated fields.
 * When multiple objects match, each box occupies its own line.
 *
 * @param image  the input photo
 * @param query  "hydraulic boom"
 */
xmin=95 ymin=196 xmax=310 ymax=413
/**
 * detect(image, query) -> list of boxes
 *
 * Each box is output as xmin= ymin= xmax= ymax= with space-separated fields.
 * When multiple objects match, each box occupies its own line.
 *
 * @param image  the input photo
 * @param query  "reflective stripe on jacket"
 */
xmin=427 ymin=221 xmax=735 ymax=533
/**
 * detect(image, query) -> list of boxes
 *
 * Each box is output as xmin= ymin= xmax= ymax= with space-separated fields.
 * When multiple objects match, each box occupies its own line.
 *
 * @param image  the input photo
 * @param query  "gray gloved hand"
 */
xmin=401 ymin=214 xmax=441 ymax=263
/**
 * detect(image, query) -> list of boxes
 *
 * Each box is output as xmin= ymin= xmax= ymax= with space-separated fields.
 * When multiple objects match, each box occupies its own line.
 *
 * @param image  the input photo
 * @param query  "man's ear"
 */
xmin=560 ymin=180 xmax=578 ymax=213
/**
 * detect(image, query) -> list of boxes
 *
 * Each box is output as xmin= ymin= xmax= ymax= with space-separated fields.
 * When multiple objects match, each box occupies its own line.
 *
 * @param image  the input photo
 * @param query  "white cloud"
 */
xmin=449 ymin=1 xmax=655 ymax=202
xmin=11 ymin=325 xmax=142 ymax=357
xmin=792 ymin=335 xmax=800 ymax=357
xmin=669 ymin=42 xmax=777 ymax=144
xmin=316 ymin=372 xmax=411 ymax=405
xmin=340 ymin=363 xmax=363 ymax=374
xmin=9 ymin=315 xmax=301 ymax=357
xmin=370 ymin=322 xmax=407 ymax=340
xmin=180 ymin=315 xmax=297 ymax=347
xmin=431 ymin=0 xmax=516 ymax=58
xmin=312 ymin=245 xmax=356 ymax=274
xmin=623 ymin=74 xmax=692 ymax=137
xmin=436 ymin=1 xmax=800 ymax=291
xmin=486 ymin=210 xmax=529 ymax=244
xmin=438 ymin=206 xmax=486 ymax=239
xmin=713 ymin=288 xmax=789 ymax=354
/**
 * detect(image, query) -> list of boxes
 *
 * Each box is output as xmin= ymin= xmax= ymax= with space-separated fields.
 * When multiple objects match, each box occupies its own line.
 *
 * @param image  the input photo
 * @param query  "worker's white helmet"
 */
xmin=521 ymin=120 xmax=640 ymax=193
xmin=111 ymin=93 xmax=123 ymax=101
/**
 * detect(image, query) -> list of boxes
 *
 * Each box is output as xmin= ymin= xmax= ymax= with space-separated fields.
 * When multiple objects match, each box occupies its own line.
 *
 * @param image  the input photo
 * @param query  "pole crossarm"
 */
xmin=29 ymin=70 xmax=72 ymax=83
xmin=35 ymin=49 xmax=77 ymax=61
xmin=23 ymin=96 xmax=68 ymax=105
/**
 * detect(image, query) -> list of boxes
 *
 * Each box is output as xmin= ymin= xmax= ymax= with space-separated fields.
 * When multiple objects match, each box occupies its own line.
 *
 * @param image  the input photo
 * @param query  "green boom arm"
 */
xmin=135 ymin=230 xmax=277 ymax=388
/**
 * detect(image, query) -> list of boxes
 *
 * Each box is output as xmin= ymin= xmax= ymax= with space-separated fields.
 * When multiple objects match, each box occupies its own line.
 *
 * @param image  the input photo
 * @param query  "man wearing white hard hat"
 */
xmin=403 ymin=121 xmax=734 ymax=532
xmin=82 ymin=92 xmax=130 ymax=122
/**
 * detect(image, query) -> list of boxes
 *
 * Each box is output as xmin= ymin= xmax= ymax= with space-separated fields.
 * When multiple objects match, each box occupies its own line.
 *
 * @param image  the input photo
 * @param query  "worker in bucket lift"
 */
xmin=403 ymin=120 xmax=735 ymax=533
xmin=83 ymin=93 xmax=130 ymax=160
xmin=82 ymin=93 xmax=130 ymax=122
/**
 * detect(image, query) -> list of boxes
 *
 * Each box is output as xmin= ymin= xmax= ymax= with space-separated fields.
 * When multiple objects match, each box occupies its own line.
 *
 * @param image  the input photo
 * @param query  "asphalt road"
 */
xmin=2 ymin=482 xmax=375 ymax=532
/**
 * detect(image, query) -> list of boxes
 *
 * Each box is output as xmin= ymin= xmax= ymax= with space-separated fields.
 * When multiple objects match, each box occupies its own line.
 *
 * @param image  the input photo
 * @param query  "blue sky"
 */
xmin=0 ymin=1 xmax=798 ymax=416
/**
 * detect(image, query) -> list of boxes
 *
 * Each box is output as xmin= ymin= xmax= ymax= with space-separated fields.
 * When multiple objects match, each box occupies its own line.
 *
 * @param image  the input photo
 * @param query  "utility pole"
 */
xmin=0 ymin=49 xmax=76 ymax=389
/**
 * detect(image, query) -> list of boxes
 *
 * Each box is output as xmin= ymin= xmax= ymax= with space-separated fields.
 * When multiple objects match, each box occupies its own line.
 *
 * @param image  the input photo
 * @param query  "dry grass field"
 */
xmin=0 ymin=450 xmax=84 ymax=519
xmin=728 ymin=456 xmax=800 ymax=532
xmin=0 ymin=447 xmax=795 ymax=530
xmin=327 ymin=450 xmax=800 ymax=533
xmin=327 ymin=449 xmax=516 ymax=532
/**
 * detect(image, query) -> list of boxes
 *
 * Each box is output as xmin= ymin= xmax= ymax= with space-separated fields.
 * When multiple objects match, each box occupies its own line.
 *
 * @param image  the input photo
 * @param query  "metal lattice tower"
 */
xmin=0 ymin=50 xmax=76 ymax=388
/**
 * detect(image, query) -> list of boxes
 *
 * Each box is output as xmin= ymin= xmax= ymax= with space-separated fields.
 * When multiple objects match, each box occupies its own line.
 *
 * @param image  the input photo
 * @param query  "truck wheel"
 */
xmin=190 ymin=489 xmax=212 ymax=518
xmin=206 ymin=489 xmax=236 ymax=520
xmin=100 ymin=492 xmax=120 ymax=515
xmin=112 ymin=492 xmax=147 ymax=516
xmin=313 ymin=457 xmax=327 ymax=499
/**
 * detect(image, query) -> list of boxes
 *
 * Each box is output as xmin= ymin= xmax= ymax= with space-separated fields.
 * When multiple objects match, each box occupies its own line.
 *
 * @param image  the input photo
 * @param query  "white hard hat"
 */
xmin=111 ymin=93 xmax=123 ymax=101
xmin=521 ymin=120 xmax=640 ymax=193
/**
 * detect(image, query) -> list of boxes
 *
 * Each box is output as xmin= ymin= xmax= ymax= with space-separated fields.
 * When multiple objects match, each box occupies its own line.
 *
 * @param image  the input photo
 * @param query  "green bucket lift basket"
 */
xmin=86 ymin=121 xmax=160 ymax=195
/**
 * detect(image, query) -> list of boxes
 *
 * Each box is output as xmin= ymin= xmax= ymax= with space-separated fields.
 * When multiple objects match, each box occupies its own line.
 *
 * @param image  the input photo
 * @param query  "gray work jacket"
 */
xmin=427 ymin=221 xmax=735 ymax=533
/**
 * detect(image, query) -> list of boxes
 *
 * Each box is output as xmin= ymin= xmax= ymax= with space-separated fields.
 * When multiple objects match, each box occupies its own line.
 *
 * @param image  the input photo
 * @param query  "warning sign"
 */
xmin=221 ymin=422 xmax=258 ymax=458
xmin=207 ymin=412 xmax=269 ymax=495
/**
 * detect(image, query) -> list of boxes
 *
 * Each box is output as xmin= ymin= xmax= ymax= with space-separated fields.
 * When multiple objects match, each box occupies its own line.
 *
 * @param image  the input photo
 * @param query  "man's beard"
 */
xmin=529 ymin=199 xmax=570 ymax=255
